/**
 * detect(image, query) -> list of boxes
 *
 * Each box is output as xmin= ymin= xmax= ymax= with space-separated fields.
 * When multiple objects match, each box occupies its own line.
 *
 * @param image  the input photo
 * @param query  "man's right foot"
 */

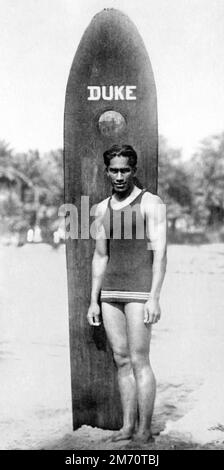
xmin=132 ymin=431 xmax=155 ymax=444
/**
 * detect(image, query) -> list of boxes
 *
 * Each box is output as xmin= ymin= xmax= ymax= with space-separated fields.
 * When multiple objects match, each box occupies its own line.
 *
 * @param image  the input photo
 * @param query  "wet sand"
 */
xmin=0 ymin=243 xmax=224 ymax=450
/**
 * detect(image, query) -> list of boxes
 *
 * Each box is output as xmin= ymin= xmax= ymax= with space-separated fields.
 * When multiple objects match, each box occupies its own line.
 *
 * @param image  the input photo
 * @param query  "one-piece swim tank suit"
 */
xmin=100 ymin=189 xmax=153 ymax=303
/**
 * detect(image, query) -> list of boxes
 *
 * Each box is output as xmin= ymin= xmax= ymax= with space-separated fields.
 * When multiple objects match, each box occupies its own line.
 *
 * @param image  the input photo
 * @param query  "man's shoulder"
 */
xmin=95 ymin=197 xmax=110 ymax=217
xmin=141 ymin=191 xmax=166 ymax=220
xmin=142 ymin=191 xmax=164 ymax=206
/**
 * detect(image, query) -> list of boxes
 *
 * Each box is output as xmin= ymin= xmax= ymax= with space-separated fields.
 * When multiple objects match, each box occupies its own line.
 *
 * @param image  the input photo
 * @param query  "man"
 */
xmin=87 ymin=144 xmax=167 ymax=443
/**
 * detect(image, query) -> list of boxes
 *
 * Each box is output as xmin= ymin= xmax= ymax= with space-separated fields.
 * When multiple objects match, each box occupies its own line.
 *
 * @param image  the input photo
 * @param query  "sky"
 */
xmin=0 ymin=0 xmax=224 ymax=159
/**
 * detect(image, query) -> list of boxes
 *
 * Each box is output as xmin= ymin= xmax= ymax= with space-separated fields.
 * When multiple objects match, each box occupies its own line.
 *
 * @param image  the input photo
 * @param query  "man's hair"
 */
xmin=103 ymin=144 xmax=137 ymax=168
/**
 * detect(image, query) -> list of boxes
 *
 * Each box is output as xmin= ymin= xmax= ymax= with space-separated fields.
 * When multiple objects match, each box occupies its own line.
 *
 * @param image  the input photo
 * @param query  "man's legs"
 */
xmin=101 ymin=301 xmax=137 ymax=440
xmin=125 ymin=302 xmax=156 ymax=442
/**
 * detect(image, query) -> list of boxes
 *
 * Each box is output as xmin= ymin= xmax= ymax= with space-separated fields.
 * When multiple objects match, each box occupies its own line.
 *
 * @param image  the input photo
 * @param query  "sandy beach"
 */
xmin=0 ymin=243 xmax=224 ymax=450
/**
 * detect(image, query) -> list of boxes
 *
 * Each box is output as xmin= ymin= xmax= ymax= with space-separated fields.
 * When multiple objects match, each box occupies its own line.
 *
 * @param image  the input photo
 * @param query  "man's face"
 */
xmin=106 ymin=156 xmax=136 ymax=194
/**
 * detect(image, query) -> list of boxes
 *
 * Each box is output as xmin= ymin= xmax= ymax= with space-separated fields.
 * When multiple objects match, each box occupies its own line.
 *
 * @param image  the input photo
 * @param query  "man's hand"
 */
xmin=87 ymin=302 xmax=101 ymax=326
xmin=144 ymin=297 xmax=161 ymax=324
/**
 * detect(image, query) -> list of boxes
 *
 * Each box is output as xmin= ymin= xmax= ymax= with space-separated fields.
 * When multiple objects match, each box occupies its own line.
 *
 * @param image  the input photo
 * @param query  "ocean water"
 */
xmin=0 ymin=243 xmax=224 ymax=449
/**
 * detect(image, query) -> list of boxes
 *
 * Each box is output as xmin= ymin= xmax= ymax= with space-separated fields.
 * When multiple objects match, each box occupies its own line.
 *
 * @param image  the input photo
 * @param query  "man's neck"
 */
xmin=113 ymin=184 xmax=136 ymax=202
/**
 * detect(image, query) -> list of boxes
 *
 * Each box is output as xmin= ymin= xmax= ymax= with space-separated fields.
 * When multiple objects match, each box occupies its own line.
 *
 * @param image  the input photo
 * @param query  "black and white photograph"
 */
xmin=0 ymin=0 xmax=224 ymax=454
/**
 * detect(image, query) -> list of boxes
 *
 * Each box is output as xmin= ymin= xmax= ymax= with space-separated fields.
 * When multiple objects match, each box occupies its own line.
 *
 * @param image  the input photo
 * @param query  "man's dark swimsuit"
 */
xmin=100 ymin=189 xmax=153 ymax=303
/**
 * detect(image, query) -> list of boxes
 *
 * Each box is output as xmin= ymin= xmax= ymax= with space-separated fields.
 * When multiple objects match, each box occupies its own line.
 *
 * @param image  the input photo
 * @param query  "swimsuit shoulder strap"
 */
xmin=129 ymin=188 xmax=147 ymax=205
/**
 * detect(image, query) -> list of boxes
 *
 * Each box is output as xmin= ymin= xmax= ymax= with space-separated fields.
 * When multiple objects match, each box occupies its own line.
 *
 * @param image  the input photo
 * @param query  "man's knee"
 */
xmin=113 ymin=350 xmax=130 ymax=368
xmin=130 ymin=350 xmax=149 ymax=371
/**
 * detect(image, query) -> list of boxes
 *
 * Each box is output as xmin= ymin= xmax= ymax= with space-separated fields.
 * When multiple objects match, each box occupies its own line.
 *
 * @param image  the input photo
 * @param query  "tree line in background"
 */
xmin=0 ymin=133 xmax=224 ymax=245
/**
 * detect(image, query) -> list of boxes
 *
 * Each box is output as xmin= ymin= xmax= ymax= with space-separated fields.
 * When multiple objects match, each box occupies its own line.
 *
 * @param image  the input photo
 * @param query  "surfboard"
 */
xmin=64 ymin=8 xmax=158 ymax=430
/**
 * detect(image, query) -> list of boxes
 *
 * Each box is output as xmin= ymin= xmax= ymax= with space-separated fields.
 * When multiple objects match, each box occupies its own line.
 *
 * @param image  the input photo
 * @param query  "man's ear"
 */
xmin=133 ymin=166 xmax=137 ymax=175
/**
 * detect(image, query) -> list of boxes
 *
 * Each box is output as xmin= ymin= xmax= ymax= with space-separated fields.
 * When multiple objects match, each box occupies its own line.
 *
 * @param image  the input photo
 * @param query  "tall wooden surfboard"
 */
xmin=64 ymin=8 xmax=158 ymax=430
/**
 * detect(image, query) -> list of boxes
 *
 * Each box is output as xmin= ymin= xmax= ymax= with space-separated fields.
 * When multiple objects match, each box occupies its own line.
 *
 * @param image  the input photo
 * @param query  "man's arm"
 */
xmin=87 ymin=205 xmax=109 ymax=326
xmin=143 ymin=194 xmax=167 ymax=324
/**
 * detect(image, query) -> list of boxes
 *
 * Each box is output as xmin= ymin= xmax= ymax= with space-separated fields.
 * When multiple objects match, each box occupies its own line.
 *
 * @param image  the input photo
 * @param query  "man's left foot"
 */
xmin=132 ymin=432 xmax=155 ymax=444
